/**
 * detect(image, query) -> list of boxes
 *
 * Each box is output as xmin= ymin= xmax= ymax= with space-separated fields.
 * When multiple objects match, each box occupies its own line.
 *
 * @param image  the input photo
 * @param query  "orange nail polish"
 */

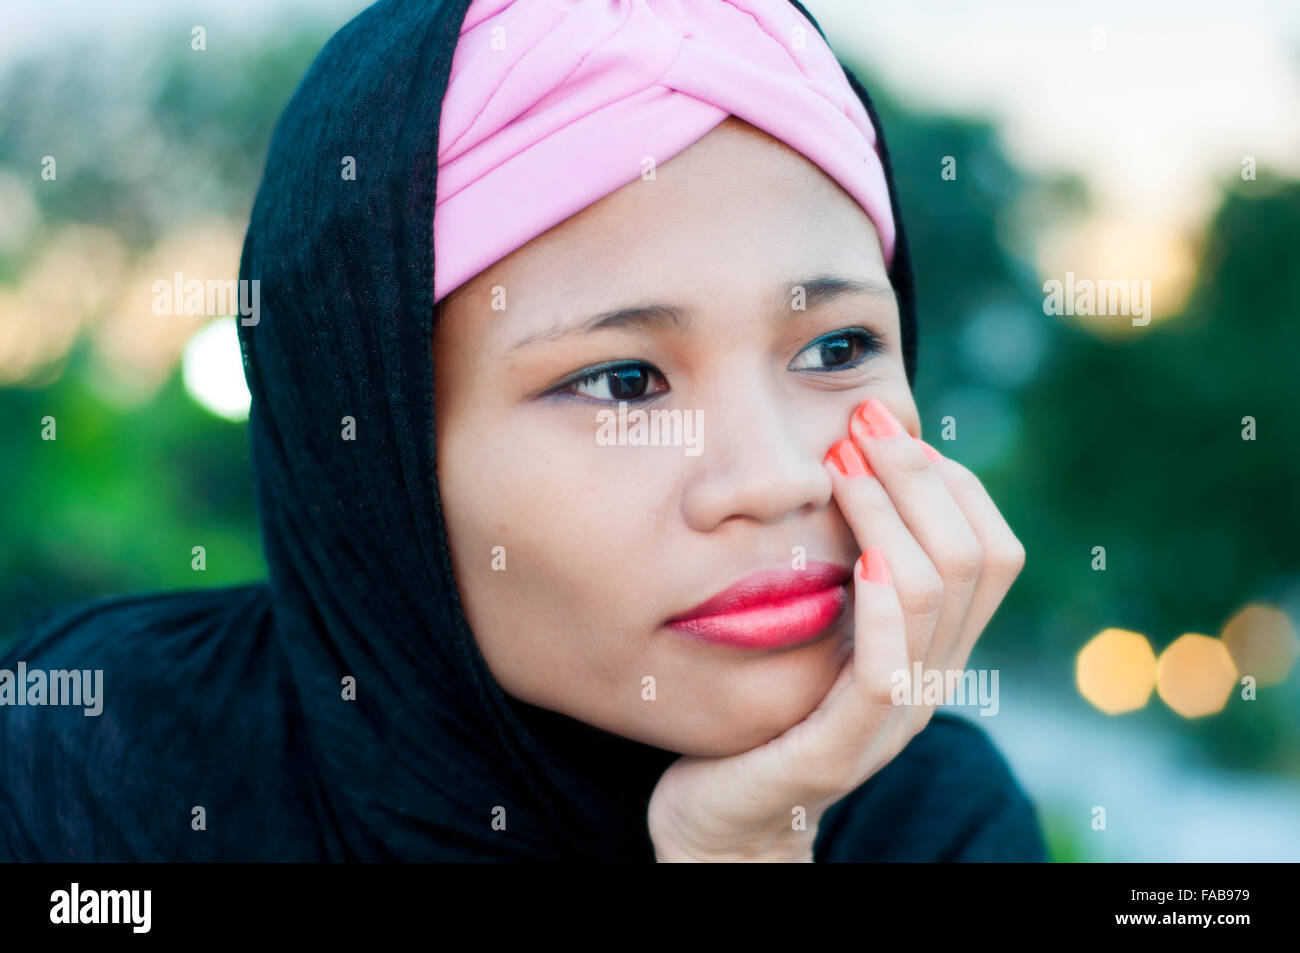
xmin=857 ymin=547 xmax=892 ymax=585
xmin=918 ymin=439 xmax=943 ymax=462
xmin=824 ymin=438 xmax=873 ymax=478
xmin=853 ymin=399 xmax=905 ymax=439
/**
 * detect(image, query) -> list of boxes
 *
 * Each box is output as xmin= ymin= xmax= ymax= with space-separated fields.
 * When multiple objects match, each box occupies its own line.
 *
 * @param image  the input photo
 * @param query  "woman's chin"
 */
xmin=662 ymin=667 xmax=844 ymax=758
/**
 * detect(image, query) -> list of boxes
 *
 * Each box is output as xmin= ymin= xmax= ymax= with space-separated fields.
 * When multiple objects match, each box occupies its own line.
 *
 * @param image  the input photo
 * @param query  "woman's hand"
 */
xmin=646 ymin=398 xmax=1027 ymax=862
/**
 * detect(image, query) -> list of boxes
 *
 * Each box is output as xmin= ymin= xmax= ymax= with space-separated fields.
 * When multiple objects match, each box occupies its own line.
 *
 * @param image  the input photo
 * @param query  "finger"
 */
xmin=920 ymin=445 xmax=1027 ymax=671
xmin=848 ymin=399 xmax=982 ymax=670
xmin=788 ymin=546 xmax=915 ymax=797
xmin=822 ymin=439 xmax=943 ymax=669
xmin=852 ymin=543 xmax=935 ymax=743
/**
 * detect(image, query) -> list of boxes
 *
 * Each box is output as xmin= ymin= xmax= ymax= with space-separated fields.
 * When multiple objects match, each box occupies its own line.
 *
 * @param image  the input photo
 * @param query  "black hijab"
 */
xmin=0 ymin=0 xmax=1045 ymax=862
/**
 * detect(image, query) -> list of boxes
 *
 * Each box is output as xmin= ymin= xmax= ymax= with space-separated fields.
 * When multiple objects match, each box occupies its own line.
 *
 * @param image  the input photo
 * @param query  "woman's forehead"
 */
xmin=448 ymin=121 xmax=888 ymax=318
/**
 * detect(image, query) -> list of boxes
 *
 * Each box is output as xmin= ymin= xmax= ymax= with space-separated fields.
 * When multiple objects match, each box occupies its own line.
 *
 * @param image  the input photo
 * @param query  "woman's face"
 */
xmin=433 ymin=116 xmax=920 ymax=757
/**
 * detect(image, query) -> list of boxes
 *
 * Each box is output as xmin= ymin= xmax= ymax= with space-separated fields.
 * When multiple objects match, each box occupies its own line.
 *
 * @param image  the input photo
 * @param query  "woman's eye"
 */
xmin=789 ymin=328 xmax=883 ymax=372
xmin=554 ymin=362 xmax=669 ymax=403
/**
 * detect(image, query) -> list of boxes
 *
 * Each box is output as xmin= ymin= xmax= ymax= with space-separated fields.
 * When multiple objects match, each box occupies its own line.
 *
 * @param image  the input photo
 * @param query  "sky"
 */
xmin=812 ymin=1 xmax=1300 ymax=313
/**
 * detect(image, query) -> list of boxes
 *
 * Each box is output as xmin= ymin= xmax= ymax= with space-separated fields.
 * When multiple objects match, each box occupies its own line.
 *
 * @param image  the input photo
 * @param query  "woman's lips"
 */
xmin=666 ymin=562 xmax=853 ymax=650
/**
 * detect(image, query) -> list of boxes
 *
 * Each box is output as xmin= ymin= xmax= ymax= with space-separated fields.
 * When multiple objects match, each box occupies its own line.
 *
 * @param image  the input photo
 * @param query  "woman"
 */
xmin=0 ymin=0 xmax=1044 ymax=862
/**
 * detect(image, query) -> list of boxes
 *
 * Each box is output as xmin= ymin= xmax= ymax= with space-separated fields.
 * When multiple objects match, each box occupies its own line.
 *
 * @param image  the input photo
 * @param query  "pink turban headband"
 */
xmin=433 ymin=0 xmax=896 ymax=304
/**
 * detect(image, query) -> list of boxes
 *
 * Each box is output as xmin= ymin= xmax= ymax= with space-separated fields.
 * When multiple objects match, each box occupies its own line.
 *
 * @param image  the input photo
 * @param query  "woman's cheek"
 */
xmin=462 ymin=430 xmax=621 ymax=594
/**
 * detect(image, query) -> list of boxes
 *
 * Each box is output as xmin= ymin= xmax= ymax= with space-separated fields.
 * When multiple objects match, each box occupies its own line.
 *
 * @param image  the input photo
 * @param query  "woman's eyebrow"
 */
xmin=503 ymin=274 xmax=895 ymax=353
xmin=789 ymin=275 xmax=896 ymax=312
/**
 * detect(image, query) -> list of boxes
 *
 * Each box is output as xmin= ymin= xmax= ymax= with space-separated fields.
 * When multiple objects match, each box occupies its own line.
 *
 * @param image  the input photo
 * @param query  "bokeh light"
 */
xmin=182 ymin=317 xmax=251 ymax=422
xmin=92 ymin=220 xmax=244 ymax=407
xmin=1076 ymin=628 xmax=1157 ymax=714
xmin=1156 ymin=633 xmax=1238 ymax=718
xmin=1220 ymin=603 xmax=1299 ymax=686
xmin=0 ymin=224 xmax=125 ymax=386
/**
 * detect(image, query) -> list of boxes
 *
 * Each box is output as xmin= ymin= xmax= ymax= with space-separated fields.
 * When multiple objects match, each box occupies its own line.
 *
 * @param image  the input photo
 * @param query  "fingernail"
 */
xmin=917 ymin=439 xmax=943 ymax=462
xmin=852 ymin=399 xmax=905 ymax=439
xmin=857 ymin=547 xmax=892 ymax=585
xmin=824 ymin=438 xmax=873 ymax=478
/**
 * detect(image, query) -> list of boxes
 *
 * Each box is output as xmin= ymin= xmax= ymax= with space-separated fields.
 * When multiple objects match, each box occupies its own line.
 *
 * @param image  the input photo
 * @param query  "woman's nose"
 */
xmin=679 ymin=391 xmax=831 ymax=531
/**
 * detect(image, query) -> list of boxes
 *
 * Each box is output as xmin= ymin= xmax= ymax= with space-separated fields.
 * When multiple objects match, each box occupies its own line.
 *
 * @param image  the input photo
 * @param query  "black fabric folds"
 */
xmin=0 ymin=0 xmax=1043 ymax=862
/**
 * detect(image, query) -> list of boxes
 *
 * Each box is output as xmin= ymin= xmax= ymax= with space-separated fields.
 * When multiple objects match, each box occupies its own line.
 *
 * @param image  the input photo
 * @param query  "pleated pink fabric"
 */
xmin=433 ymin=0 xmax=896 ymax=302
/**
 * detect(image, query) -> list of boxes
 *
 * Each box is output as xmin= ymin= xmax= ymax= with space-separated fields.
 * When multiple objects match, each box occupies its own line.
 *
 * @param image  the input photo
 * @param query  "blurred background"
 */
xmin=2 ymin=0 xmax=1298 ymax=860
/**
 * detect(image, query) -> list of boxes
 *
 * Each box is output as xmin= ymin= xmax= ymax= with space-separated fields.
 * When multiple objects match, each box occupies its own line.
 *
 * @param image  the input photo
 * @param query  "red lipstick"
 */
xmin=666 ymin=562 xmax=852 ymax=650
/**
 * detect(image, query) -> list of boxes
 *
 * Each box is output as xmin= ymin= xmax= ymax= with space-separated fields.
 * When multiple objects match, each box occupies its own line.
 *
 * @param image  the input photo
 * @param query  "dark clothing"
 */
xmin=0 ymin=585 xmax=1044 ymax=861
